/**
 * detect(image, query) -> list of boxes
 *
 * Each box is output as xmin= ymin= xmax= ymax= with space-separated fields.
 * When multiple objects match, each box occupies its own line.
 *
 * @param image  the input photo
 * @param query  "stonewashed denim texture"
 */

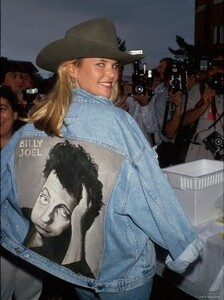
xmin=1 ymin=88 xmax=203 ymax=294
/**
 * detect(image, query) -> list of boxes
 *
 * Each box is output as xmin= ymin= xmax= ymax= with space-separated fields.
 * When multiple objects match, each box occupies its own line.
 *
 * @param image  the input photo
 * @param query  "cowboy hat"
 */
xmin=36 ymin=18 xmax=145 ymax=73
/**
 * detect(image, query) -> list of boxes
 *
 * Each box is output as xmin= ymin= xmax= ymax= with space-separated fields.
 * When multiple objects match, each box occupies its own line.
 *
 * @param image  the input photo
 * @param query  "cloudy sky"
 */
xmin=1 ymin=0 xmax=195 ymax=76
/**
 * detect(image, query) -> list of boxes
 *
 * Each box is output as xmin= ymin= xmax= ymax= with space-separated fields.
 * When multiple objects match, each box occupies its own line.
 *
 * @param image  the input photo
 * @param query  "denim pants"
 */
xmin=74 ymin=278 xmax=153 ymax=300
xmin=0 ymin=248 xmax=43 ymax=300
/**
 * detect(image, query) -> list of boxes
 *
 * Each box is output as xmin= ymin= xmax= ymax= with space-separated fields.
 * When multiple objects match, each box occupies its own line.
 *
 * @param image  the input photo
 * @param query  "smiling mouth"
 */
xmin=99 ymin=82 xmax=113 ymax=88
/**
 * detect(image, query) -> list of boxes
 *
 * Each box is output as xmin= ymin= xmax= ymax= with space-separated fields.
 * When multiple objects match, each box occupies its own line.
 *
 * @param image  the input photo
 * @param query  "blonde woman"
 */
xmin=1 ymin=18 xmax=203 ymax=300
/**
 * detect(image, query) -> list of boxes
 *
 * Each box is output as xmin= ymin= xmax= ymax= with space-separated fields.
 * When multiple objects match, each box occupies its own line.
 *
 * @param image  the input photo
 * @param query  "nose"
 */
xmin=14 ymin=74 xmax=23 ymax=85
xmin=41 ymin=207 xmax=54 ymax=225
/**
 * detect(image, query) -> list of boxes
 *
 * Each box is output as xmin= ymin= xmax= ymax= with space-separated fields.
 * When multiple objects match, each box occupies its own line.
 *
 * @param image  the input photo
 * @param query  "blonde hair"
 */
xmin=24 ymin=59 xmax=119 ymax=137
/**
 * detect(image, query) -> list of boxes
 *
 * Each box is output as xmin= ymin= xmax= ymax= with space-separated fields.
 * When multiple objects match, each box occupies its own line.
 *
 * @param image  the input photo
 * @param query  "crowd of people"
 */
xmin=0 ymin=16 xmax=223 ymax=300
xmin=1 ymin=50 xmax=223 ymax=166
xmin=115 ymin=53 xmax=224 ymax=167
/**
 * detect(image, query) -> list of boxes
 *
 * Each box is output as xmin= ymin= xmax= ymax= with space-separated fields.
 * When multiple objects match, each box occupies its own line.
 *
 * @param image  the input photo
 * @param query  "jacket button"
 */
xmin=88 ymin=282 xmax=94 ymax=287
xmin=23 ymin=253 xmax=29 ymax=259
xmin=97 ymin=284 xmax=104 ymax=290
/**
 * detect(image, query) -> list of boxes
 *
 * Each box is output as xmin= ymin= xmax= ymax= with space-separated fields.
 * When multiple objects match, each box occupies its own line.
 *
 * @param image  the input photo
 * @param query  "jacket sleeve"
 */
xmin=165 ymin=237 xmax=204 ymax=273
xmin=1 ymin=129 xmax=22 ymax=205
xmin=129 ymin=143 xmax=204 ymax=272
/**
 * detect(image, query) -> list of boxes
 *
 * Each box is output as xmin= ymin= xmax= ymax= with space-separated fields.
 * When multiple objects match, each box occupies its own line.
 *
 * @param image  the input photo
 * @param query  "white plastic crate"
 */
xmin=163 ymin=159 xmax=224 ymax=225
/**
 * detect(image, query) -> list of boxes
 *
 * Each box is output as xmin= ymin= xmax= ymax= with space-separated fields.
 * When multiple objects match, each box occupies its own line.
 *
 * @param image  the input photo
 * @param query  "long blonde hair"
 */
xmin=25 ymin=59 xmax=119 ymax=137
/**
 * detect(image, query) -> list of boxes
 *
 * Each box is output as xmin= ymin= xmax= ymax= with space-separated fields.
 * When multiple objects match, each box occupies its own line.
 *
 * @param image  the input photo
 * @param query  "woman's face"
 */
xmin=22 ymin=73 xmax=33 ymax=89
xmin=31 ymin=171 xmax=77 ymax=238
xmin=3 ymin=71 xmax=23 ymax=94
xmin=71 ymin=58 xmax=119 ymax=99
xmin=0 ymin=97 xmax=18 ymax=144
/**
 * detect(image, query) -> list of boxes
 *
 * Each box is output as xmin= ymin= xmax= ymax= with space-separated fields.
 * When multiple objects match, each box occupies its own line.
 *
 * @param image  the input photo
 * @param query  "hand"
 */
xmin=201 ymin=87 xmax=215 ymax=107
xmin=186 ymin=75 xmax=197 ymax=91
xmin=123 ymin=81 xmax=132 ymax=96
xmin=168 ymin=90 xmax=182 ymax=108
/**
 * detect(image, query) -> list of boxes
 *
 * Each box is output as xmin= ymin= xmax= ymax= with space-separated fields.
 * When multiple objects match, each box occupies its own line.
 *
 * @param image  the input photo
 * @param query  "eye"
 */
xmin=39 ymin=193 xmax=50 ymax=205
xmin=96 ymin=63 xmax=104 ymax=67
xmin=113 ymin=64 xmax=119 ymax=69
xmin=57 ymin=207 xmax=71 ymax=220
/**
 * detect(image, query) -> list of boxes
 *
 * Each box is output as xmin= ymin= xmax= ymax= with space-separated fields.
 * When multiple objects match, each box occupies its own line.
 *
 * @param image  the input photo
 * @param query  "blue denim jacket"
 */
xmin=1 ymin=88 xmax=203 ymax=293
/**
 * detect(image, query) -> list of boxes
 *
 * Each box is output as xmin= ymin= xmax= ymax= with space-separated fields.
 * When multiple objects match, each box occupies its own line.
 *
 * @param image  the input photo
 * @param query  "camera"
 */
xmin=199 ymin=56 xmax=224 ymax=72
xmin=203 ymin=131 xmax=224 ymax=160
xmin=207 ymin=72 xmax=224 ymax=94
xmin=22 ymin=88 xmax=38 ymax=113
xmin=199 ymin=57 xmax=212 ymax=72
xmin=131 ymin=60 xmax=153 ymax=96
xmin=23 ymin=88 xmax=38 ymax=102
xmin=169 ymin=61 xmax=188 ymax=94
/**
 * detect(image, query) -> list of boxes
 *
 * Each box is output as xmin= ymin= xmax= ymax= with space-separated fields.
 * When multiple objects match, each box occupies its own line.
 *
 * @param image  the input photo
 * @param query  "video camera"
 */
xmin=199 ymin=56 xmax=224 ymax=94
xmin=128 ymin=50 xmax=153 ymax=96
xmin=131 ymin=60 xmax=153 ymax=96
xmin=168 ymin=60 xmax=190 ymax=94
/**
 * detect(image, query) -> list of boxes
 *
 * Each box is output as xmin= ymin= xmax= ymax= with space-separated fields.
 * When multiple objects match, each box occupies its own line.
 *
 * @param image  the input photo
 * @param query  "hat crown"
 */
xmin=36 ymin=17 xmax=145 ymax=72
xmin=65 ymin=18 xmax=118 ymax=49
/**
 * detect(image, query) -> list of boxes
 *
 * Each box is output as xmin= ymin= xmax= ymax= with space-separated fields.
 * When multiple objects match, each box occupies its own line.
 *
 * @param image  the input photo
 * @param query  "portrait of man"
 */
xmin=22 ymin=140 xmax=104 ymax=278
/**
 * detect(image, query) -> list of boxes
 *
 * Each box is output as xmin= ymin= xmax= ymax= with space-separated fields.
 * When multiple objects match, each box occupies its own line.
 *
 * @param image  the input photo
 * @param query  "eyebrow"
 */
xmin=57 ymin=203 xmax=71 ymax=213
xmin=94 ymin=58 xmax=118 ymax=63
xmin=42 ymin=187 xmax=51 ymax=199
xmin=7 ymin=72 xmax=22 ymax=76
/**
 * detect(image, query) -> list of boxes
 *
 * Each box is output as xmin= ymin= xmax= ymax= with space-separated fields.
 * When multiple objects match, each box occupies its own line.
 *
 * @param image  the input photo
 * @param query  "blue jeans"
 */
xmin=74 ymin=278 xmax=153 ymax=300
xmin=1 ymin=248 xmax=43 ymax=300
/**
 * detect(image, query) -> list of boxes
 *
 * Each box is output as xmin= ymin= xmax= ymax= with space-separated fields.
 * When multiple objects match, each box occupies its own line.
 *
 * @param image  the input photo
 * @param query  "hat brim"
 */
xmin=36 ymin=38 xmax=145 ymax=73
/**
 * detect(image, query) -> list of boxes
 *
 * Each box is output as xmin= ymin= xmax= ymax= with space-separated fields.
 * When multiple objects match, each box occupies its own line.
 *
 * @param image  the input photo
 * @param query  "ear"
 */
xmin=65 ymin=63 xmax=77 ymax=78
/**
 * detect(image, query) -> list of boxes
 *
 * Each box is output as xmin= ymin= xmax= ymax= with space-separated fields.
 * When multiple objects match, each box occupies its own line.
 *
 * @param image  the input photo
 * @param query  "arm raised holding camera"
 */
xmin=163 ymin=90 xmax=182 ymax=139
xmin=183 ymin=87 xmax=215 ymax=127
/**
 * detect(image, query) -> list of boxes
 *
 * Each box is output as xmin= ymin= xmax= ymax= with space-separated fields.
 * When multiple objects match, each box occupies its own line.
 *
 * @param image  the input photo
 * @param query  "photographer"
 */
xmin=115 ymin=63 xmax=158 ymax=147
xmin=148 ymin=57 xmax=192 ymax=167
xmin=16 ymin=64 xmax=44 ymax=130
xmin=150 ymin=58 xmax=183 ymax=142
xmin=184 ymin=53 xmax=224 ymax=161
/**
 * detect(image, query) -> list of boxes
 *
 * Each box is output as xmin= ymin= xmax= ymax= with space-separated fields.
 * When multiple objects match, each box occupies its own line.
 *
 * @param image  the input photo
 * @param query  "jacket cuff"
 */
xmin=165 ymin=236 xmax=205 ymax=273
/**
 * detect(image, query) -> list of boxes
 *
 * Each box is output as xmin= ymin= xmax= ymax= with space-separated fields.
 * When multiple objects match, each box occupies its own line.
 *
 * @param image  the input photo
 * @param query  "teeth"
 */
xmin=100 ymin=82 xmax=112 ymax=87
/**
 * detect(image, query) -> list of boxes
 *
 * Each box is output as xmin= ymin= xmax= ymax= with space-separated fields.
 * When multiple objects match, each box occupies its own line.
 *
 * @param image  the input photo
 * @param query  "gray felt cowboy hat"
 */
xmin=36 ymin=18 xmax=145 ymax=73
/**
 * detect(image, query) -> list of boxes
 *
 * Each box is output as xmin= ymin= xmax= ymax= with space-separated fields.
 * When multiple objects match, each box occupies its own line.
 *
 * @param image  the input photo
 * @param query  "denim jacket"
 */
xmin=1 ymin=88 xmax=203 ymax=293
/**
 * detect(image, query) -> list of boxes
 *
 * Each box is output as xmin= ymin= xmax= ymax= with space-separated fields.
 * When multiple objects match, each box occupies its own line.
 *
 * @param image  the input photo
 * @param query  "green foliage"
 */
xmin=169 ymin=35 xmax=200 ymax=62
xmin=117 ymin=37 xmax=126 ymax=52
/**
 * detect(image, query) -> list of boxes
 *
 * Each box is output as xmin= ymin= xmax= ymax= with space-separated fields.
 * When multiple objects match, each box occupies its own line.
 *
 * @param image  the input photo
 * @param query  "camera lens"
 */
xmin=215 ymin=137 xmax=223 ymax=146
xmin=135 ymin=85 xmax=144 ymax=94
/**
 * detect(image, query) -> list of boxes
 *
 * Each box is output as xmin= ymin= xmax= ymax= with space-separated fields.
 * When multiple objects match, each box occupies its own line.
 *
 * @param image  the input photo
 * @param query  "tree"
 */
xmin=169 ymin=35 xmax=200 ymax=62
xmin=117 ymin=37 xmax=126 ymax=52
xmin=168 ymin=35 xmax=206 ymax=72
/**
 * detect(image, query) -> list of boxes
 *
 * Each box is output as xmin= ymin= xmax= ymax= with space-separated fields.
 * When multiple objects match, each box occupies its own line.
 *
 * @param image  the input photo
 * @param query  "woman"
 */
xmin=1 ymin=18 xmax=203 ymax=300
xmin=0 ymin=86 xmax=43 ymax=300
xmin=0 ymin=85 xmax=18 ymax=148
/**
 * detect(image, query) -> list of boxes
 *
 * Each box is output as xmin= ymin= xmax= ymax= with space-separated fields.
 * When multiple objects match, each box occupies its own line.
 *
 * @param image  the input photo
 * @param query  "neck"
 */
xmin=0 ymin=134 xmax=13 ymax=149
xmin=26 ymin=230 xmax=44 ymax=248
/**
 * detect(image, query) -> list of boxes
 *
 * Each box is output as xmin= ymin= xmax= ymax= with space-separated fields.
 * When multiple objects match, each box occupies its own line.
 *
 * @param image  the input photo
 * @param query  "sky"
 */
xmin=1 ymin=0 xmax=195 ymax=77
